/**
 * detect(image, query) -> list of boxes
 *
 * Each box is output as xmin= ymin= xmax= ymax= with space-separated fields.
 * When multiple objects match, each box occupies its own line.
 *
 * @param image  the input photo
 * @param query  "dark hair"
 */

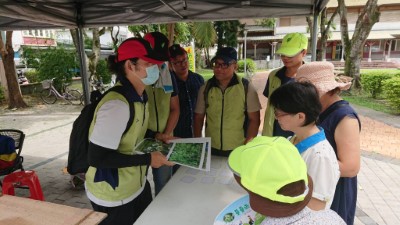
xmin=169 ymin=44 xmax=187 ymax=59
xmin=107 ymin=54 xmax=138 ymax=77
xmin=269 ymin=82 xmax=321 ymax=126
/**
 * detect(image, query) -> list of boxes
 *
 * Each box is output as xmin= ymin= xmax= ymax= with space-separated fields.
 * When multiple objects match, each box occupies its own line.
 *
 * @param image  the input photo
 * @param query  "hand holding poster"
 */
xmin=135 ymin=137 xmax=211 ymax=171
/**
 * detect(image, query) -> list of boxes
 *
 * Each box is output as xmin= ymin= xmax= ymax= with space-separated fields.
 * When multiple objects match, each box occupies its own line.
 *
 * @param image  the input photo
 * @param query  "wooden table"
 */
xmin=134 ymin=156 xmax=246 ymax=225
xmin=0 ymin=195 xmax=106 ymax=225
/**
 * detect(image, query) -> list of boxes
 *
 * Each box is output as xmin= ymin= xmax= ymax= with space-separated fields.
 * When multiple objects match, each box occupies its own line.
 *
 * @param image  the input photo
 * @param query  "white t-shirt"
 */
xmin=89 ymin=99 xmax=130 ymax=150
xmin=290 ymin=128 xmax=340 ymax=209
xmin=261 ymin=207 xmax=345 ymax=225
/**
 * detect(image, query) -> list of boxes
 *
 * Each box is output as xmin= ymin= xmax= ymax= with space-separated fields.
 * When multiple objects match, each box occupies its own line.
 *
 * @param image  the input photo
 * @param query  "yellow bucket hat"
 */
xmin=228 ymin=136 xmax=313 ymax=217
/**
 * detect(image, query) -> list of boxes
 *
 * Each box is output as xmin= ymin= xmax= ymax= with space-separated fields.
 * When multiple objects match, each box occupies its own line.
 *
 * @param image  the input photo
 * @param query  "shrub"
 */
xmin=24 ymin=69 xmax=39 ymax=83
xmin=361 ymin=70 xmax=397 ymax=98
xmin=21 ymin=46 xmax=42 ymax=68
xmin=237 ymin=59 xmax=256 ymax=73
xmin=382 ymin=77 xmax=400 ymax=112
xmin=96 ymin=59 xmax=112 ymax=84
xmin=37 ymin=47 xmax=79 ymax=91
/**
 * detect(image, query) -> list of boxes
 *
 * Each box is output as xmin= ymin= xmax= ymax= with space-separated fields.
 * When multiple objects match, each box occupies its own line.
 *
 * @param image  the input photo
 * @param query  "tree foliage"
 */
xmin=254 ymin=18 xmax=276 ymax=28
xmin=21 ymin=46 xmax=42 ymax=68
xmin=37 ymin=47 xmax=78 ymax=91
xmin=128 ymin=23 xmax=191 ymax=45
xmin=128 ymin=24 xmax=158 ymax=37
xmin=96 ymin=59 xmax=112 ymax=84
xmin=214 ymin=21 xmax=244 ymax=49
xmin=191 ymin=21 xmax=217 ymax=68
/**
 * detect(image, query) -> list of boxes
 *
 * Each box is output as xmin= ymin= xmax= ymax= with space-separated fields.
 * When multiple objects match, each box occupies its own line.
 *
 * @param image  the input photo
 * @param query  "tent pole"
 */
xmin=311 ymin=12 xmax=319 ymax=61
xmin=76 ymin=27 xmax=90 ymax=105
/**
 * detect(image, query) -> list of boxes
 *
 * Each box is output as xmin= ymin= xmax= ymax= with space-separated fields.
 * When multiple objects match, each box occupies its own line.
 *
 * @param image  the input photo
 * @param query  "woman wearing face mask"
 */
xmin=85 ymin=38 xmax=174 ymax=225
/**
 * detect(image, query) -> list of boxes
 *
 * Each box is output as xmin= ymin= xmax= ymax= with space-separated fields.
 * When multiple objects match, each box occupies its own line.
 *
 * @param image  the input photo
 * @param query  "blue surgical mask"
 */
xmin=142 ymin=65 xmax=160 ymax=85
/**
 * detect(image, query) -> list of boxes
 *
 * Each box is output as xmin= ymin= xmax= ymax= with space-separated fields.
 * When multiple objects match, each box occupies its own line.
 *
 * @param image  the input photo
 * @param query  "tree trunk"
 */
xmin=167 ymin=23 xmax=175 ymax=46
xmin=306 ymin=16 xmax=313 ymax=44
xmin=318 ymin=8 xmax=339 ymax=61
xmin=88 ymin=28 xmax=103 ymax=81
xmin=110 ymin=26 xmax=120 ymax=52
xmin=338 ymin=0 xmax=380 ymax=89
xmin=0 ymin=31 xmax=28 ymax=109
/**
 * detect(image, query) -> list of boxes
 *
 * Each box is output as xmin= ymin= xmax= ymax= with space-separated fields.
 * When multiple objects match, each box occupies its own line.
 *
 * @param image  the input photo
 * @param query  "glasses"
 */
xmin=212 ymin=61 xmax=235 ymax=69
xmin=274 ymin=109 xmax=291 ymax=119
xmin=171 ymin=58 xmax=188 ymax=66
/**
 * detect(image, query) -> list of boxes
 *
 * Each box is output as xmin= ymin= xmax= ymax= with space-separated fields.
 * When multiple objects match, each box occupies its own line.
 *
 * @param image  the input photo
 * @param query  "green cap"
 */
xmin=228 ymin=136 xmax=309 ymax=204
xmin=276 ymin=33 xmax=308 ymax=57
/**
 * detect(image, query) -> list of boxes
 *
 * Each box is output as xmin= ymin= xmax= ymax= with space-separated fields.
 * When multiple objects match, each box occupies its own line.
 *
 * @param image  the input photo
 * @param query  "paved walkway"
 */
xmin=1 ymin=73 xmax=399 ymax=224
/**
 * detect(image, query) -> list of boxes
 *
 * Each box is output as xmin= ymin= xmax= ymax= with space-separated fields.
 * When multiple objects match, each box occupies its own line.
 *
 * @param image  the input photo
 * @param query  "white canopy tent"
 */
xmin=0 ymin=0 xmax=329 ymax=103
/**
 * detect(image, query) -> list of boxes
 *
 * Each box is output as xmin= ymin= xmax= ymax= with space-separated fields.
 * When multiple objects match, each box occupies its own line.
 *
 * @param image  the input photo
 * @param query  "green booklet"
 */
xmin=214 ymin=195 xmax=266 ymax=225
xmin=135 ymin=137 xmax=211 ymax=171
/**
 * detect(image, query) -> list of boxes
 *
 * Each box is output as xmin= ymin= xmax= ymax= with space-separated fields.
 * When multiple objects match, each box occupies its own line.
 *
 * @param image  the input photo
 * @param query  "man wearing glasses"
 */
xmin=193 ymin=47 xmax=261 ymax=156
xmin=169 ymin=44 xmax=204 ymax=139
xmin=261 ymin=32 xmax=308 ymax=137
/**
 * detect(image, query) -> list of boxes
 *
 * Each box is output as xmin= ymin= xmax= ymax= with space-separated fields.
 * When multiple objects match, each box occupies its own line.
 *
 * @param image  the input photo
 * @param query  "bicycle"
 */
xmin=90 ymin=78 xmax=109 ymax=94
xmin=40 ymin=78 xmax=83 ymax=105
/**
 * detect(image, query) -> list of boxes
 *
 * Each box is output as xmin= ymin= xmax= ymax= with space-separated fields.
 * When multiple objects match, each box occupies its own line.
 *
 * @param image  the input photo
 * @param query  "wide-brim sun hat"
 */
xmin=228 ymin=136 xmax=313 ymax=218
xmin=295 ymin=61 xmax=352 ymax=95
xmin=116 ymin=38 xmax=164 ymax=64
xmin=276 ymin=33 xmax=308 ymax=57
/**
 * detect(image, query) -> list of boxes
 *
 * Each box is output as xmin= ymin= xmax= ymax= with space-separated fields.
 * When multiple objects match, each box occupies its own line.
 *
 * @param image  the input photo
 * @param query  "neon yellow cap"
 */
xmin=276 ymin=33 xmax=308 ymax=57
xmin=228 ymin=136 xmax=308 ymax=204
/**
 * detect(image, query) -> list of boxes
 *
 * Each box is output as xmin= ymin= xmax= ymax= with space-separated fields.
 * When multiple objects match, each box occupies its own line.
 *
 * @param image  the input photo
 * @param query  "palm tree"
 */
xmin=191 ymin=22 xmax=217 ymax=68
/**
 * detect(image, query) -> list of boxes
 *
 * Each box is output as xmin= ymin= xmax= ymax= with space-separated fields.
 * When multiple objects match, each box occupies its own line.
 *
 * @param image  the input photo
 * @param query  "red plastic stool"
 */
xmin=2 ymin=170 xmax=45 ymax=201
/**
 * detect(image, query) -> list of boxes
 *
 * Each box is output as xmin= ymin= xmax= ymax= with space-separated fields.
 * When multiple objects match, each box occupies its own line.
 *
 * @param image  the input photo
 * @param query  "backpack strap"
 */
xmin=241 ymin=77 xmax=249 ymax=111
xmin=104 ymin=86 xmax=135 ymax=135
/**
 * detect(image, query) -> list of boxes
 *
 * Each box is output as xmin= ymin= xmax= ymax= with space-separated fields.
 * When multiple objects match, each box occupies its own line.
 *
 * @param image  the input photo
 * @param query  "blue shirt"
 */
xmin=173 ymin=71 xmax=204 ymax=138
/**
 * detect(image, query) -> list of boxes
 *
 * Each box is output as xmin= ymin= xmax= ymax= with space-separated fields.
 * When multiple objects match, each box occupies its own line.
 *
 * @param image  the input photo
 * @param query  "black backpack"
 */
xmin=67 ymin=86 xmax=134 ymax=175
xmin=204 ymin=77 xmax=250 ymax=136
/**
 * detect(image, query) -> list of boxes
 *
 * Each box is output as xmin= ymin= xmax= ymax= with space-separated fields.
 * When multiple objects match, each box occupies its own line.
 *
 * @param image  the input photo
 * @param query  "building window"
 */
xmin=279 ymin=18 xmax=291 ymax=27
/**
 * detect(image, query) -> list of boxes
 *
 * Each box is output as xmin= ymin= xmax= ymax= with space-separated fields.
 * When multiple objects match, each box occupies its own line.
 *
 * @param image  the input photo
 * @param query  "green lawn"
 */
xmin=196 ymin=68 xmax=246 ymax=80
xmin=342 ymin=93 xmax=399 ymax=115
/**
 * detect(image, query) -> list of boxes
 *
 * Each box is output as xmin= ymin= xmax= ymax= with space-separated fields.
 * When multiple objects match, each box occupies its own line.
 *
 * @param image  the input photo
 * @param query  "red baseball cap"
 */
xmin=116 ymin=38 xmax=164 ymax=64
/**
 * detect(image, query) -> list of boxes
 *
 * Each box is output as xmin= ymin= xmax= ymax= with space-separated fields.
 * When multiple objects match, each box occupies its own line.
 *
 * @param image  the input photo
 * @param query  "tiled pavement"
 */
xmin=1 ymin=72 xmax=399 ymax=224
